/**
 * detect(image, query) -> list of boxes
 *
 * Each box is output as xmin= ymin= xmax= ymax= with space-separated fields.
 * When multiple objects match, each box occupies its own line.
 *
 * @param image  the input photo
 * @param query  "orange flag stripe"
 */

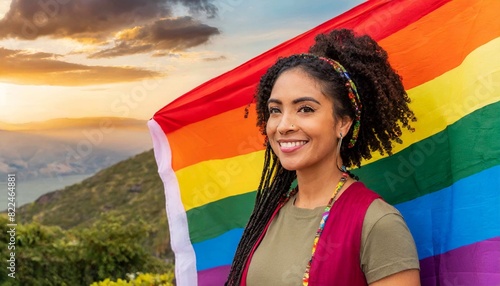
xmin=169 ymin=105 xmax=264 ymax=171
xmin=380 ymin=0 xmax=500 ymax=90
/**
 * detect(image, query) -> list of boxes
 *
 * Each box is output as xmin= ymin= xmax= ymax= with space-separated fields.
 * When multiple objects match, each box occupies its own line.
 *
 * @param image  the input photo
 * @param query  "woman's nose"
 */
xmin=277 ymin=115 xmax=297 ymax=135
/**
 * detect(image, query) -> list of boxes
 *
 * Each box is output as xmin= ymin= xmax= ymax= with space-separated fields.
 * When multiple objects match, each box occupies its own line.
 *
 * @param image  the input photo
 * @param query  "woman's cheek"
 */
xmin=266 ymin=119 xmax=276 ymax=136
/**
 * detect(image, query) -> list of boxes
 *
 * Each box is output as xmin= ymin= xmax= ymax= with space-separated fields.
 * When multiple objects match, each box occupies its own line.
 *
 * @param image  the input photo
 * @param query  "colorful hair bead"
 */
xmin=318 ymin=56 xmax=362 ymax=148
xmin=297 ymin=53 xmax=362 ymax=148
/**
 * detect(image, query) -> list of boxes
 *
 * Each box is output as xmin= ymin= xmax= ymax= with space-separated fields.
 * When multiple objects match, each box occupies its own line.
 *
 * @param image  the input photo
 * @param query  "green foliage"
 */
xmin=74 ymin=213 xmax=170 ymax=284
xmin=16 ymin=150 xmax=172 ymax=260
xmin=91 ymin=272 xmax=175 ymax=286
xmin=0 ymin=215 xmax=73 ymax=286
xmin=0 ymin=214 xmax=173 ymax=286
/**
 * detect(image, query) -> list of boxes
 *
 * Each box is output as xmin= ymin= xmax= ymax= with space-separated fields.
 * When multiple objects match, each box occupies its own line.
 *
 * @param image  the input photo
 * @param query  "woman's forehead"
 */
xmin=269 ymin=68 xmax=333 ymax=103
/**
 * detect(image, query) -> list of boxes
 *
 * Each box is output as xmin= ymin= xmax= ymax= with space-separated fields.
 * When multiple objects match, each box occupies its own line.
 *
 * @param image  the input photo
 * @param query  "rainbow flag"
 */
xmin=149 ymin=0 xmax=500 ymax=285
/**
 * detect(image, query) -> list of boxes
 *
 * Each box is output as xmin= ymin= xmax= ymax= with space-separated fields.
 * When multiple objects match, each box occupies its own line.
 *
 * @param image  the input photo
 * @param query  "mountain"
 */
xmin=17 ymin=149 xmax=172 ymax=258
xmin=0 ymin=117 xmax=153 ymax=181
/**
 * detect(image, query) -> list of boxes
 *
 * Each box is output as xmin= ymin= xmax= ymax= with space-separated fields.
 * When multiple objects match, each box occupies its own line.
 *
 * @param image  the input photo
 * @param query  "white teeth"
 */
xmin=280 ymin=141 xmax=306 ymax=148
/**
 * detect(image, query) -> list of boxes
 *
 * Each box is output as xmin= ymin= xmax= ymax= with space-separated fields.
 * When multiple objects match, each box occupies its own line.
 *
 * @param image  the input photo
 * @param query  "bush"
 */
xmin=91 ymin=272 xmax=175 ymax=286
xmin=0 ymin=214 xmax=172 ymax=285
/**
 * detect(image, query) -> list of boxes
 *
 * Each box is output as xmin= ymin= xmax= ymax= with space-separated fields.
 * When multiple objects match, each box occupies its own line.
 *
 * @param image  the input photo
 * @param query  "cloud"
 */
xmin=0 ymin=47 xmax=163 ymax=86
xmin=203 ymin=55 xmax=227 ymax=61
xmin=89 ymin=17 xmax=220 ymax=58
xmin=0 ymin=0 xmax=217 ymax=41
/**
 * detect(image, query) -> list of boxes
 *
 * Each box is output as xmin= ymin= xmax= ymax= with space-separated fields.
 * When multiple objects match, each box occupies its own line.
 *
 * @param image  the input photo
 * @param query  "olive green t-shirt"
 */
xmin=246 ymin=198 xmax=420 ymax=285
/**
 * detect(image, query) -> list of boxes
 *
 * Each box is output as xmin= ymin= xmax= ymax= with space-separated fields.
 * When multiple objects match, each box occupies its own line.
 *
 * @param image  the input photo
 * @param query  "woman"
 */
xmin=226 ymin=29 xmax=420 ymax=285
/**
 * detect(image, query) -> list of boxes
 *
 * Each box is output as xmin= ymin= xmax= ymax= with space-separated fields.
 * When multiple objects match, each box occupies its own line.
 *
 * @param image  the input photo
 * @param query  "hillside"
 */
xmin=17 ymin=149 xmax=172 ymax=258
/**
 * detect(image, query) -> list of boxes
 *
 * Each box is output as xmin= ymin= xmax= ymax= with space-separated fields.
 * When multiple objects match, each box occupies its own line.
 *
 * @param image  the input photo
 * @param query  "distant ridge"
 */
xmin=0 ymin=116 xmax=153 ymax=182
xmin=0 ymin=117 xmax=148 ymax=131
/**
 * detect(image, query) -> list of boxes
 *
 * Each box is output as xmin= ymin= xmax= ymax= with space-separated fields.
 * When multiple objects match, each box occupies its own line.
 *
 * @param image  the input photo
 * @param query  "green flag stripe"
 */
xmin=187 ymin=192 xmax=256 ymax=243
xmin=187 ymin=101 xmax=500 ymax=243
xmin=354 ymin=100 xmax=500 ymax=204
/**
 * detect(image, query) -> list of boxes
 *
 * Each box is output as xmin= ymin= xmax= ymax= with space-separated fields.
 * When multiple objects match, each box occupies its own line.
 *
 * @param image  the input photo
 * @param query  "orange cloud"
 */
xmin=0 ymin=47 xmax=163 ymax=86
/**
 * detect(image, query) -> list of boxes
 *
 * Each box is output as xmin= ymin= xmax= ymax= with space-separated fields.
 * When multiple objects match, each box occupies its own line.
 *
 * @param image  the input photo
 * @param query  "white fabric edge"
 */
xmin=148 ymin=119 xmax=198 ymax=286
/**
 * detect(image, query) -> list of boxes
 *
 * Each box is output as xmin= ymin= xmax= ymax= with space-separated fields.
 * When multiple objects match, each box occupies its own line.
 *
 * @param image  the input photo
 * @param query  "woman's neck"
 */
xmin=294 ymin=167 xmax=352 ymax=209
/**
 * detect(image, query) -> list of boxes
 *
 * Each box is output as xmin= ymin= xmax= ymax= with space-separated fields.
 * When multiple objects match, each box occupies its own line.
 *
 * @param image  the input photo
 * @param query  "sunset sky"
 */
xmin=0 ymin=0 xmax=363 ymax=124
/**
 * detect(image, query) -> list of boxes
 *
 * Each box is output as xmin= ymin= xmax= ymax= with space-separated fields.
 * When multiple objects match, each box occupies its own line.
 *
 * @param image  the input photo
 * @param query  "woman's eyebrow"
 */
xmin=267 ymin=96 xmax=321 ymax=105
xmin=267 ymin=98 xmax=282 ymax=105
xmin=292 ymin=97 xmax=321 ymax=105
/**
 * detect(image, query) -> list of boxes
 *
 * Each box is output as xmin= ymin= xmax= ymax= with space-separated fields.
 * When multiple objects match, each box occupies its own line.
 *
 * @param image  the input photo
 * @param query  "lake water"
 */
xmin=0 ymin=174 xmax=93 ymax=211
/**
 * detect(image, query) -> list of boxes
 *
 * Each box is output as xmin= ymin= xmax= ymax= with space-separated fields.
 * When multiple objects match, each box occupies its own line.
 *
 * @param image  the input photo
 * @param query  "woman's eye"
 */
xmin=268 ymin=107 xmax=281 ymax=114
xmin=299 ymin=106 xmax=315 ymax=113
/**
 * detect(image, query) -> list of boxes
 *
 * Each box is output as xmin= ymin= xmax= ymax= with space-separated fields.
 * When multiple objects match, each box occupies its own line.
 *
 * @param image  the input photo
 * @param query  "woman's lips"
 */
xmin=278 ymin=140 xmax=307 ymax=153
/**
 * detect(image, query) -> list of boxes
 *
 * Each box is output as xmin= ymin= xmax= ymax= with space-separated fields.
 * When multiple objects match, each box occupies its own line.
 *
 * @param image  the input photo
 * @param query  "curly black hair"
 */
xmin=226 ymin=29 xmax=415 ymax=285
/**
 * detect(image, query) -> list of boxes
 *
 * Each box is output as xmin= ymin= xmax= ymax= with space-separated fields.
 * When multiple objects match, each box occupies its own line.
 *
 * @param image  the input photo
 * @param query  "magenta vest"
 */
xmin=241 ymin=182 xmax=381 ymax=285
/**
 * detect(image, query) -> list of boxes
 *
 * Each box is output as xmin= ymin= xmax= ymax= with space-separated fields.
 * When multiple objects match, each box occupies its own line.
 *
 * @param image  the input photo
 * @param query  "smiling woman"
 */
xmin=226 ymin=29 xmax=420 ymax=286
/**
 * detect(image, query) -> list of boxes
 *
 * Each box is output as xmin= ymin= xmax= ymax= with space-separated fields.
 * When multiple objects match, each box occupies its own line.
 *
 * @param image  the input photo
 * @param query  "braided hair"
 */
xmin=226 ymin=29 xmax=415 ymax=285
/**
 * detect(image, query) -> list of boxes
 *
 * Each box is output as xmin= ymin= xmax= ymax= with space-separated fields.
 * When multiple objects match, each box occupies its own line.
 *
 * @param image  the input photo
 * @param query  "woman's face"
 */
xmin=266 ymin=68 xmax=343 ymax=172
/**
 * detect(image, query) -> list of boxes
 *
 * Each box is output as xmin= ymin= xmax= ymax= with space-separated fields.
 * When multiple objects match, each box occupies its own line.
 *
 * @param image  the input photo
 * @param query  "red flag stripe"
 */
xmin=153 ymin=0 xmax=448 ymax=134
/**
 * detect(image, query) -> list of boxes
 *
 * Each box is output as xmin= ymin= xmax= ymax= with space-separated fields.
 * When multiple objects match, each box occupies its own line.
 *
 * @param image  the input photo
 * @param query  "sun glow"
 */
xmin=0 ymin=2 xmax=9 ymax=18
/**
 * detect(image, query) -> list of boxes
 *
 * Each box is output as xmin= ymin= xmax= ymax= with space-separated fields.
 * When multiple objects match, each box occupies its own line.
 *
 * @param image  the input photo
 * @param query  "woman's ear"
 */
xmin=336 ymin=116 xmax=353 ymax=138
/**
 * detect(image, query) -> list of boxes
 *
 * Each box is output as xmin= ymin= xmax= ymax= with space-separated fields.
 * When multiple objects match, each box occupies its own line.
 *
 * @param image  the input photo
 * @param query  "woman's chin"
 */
xmin=279 ymin=162 xmax=300 ymax=171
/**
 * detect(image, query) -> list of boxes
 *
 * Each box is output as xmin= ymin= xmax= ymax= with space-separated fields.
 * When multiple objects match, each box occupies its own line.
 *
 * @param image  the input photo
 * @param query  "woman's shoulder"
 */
xmin=362 ymin=198 xmax=412 ymax=244
xmin=367 ymin=198 xmax=401 ymax=215
xmin=360 ymin=199 xmax=419 ymax=283
xmin=363 ymin=198 xmax=403 ymax=228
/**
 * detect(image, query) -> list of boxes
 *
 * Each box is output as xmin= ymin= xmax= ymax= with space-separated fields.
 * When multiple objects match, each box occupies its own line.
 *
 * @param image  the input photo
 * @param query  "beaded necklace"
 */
xmin=284 ymin=172 xmax=348 ymax=285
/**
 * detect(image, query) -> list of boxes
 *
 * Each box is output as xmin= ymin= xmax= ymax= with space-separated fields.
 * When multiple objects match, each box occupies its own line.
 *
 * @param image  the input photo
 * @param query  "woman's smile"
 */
xmin=278 ymin=140 xmax=308 ymax=153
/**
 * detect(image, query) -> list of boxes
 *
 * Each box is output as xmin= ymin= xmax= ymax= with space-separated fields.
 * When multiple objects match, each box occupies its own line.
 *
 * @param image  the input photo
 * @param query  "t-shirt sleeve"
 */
xmin=360 ymin=199 xmax=420 ymax=284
